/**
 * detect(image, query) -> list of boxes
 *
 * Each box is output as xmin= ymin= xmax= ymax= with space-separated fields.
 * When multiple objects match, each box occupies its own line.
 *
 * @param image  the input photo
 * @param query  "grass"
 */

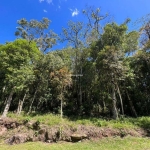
xmin=7 ymin=112 xmax=150 ymax=129
xmin=0 ymin=137 xmax=150 ymax=150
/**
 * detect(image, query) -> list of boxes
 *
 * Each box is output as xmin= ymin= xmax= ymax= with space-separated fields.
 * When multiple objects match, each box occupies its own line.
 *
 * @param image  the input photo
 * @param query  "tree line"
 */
xmin=0 ymin=7 xmax=150 ymax=119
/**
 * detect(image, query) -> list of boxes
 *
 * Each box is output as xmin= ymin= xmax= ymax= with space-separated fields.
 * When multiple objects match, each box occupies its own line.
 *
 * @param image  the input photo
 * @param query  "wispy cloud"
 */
xmin=58 ymin=5 xmax=61 ymax=9
xmin=39 ymin=0 xmax=52 ymax=4
xmin=70 ymin=8 xmax=79 ymax=17
xmin=43 ymin=9 xmax=48 ymax=13
xmin=46 ymin=0 xmax=52 ymax=4
xmin=39 ymin=0 xmax=44 ymax=2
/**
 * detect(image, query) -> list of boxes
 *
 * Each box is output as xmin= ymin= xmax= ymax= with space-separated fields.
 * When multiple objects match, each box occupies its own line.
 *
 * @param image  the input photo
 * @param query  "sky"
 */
xmin=0 ymin=0 xmax=150 ymax=49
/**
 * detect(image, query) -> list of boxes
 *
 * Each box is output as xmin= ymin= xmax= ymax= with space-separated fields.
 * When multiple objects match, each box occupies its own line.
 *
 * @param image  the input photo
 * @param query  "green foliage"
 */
xmin=1 ymin=8 xmax=150 ymax=120
xmin=0 ymin=39 xmax=40 ymax=91
xmin=7 ymin=112 xmax=150 ymax=129
xmin=15 ymin=18 xmax=58 ymax=52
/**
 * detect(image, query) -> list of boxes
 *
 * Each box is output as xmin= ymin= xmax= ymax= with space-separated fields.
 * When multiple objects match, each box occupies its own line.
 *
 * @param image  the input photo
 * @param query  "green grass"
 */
xmin=0 ymin=137 xmax=150 ymax=150
xmin=7 ymin=112 xmax=150 ymax=129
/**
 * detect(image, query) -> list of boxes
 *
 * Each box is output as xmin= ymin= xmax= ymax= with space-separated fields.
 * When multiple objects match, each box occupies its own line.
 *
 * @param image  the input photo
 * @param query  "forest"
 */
xmin=0 ymin=7 xmax=150 ymax=120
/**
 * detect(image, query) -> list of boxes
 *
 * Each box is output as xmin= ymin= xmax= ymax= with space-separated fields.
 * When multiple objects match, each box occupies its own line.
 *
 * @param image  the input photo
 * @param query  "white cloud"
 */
xmin=70 ymin=8 xmax=79 ymax=17
xmin=58 ymin=5 xmax=61 ymax=9
xmin=43 ymin=9 xmax=48 ymax=13
xmin=46 ymin=0 xmax=52 ymax=4
xmin=39 ymin=0 xmax=52 ymax=4
xmin=39 ymin=0 xmax=44 ymax=2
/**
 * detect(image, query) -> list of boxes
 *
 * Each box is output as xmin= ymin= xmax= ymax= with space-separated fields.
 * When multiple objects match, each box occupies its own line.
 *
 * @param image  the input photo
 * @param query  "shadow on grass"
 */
xmin=68 ymin=115 xmax=150 ymax=130
xmin=127 ymin=117 xmax=150 ymax=129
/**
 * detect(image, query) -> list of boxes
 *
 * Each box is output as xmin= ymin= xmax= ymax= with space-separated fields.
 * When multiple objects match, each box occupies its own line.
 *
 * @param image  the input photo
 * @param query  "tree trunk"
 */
xmin=126 ymin=90 xmax=138 ymax=117
xmin=60 ymin=91 xmax=63 ymax=119
xmin=112 ymin=84 xmax=118 ymax=120
xmin=79 ymin=83 xmax=82 ymax=114
xmin=17 ymin=93 xmax=27 ymax=115
xmin=102 ymin=97 xmax=106 ymax=114
xmin=17 ymin=99 xmax=21 ymax=114
xmin=2 ymin=89 xmax=14 ymax=118
xmin=116 ymin=83 xmax=124 ymax=115
xmin=79 ymin=67 xmax=82 ymax=114
xmin=28 ymin=87 xmax=38 ymax=114
xmin=60 ymin=99 xmax=63 ymax=119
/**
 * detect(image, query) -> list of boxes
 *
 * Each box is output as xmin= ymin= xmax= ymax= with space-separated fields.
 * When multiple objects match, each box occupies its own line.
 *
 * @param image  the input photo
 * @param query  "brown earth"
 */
xmin=0 ymin=117 xmax=149 ymax=145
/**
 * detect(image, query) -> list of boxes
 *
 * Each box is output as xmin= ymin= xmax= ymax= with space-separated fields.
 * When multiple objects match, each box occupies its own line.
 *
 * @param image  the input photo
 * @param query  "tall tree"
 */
xmin=92 ymin=22 xmax=133 ymax=119
xmin=50 ymin=67 xmax=72 ymax=118
xmin=15 ymin=18 xmax=58 ymax=52
xmin=0 ymin=39 xmax=40 ymax=117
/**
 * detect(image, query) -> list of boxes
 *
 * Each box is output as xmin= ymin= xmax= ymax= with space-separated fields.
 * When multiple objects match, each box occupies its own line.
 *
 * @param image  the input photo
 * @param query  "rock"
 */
xmin=0 ymin=126 xmax=7 ymax=135
xmin=71 ymin=133 xmax=87 ymax=142
xmin=46 ymin=140 xmax=52 ymax=143
xmin=0 ymin=118 xmax=19 ymax=129
xmin=38 ymin=128 xmax=46 ymax=135
xmin=45 ymin=128 xmax=59 ymax=142
xmin=6 ymin=134 xmax=28 ymax=145
xmin=32 ymin=121 xmax=40 ymax=130
xmin=26 ymin=122 xmax=33 ymax=129
xmin=38 ymin=134 xmax=46 ymax=142
xmin=10 ymin=122 xmax=17 ymax=129
xmin=32 ymin=137 xmax=39 ymax=142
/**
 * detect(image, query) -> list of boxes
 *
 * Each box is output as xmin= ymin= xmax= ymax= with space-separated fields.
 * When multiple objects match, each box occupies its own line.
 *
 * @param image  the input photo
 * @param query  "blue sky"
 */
xmin=0 ymin=0 xmax=150 ymax=49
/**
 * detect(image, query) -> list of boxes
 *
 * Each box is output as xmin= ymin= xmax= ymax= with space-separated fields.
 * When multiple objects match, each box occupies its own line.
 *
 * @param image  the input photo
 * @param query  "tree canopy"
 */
xmin=0 ymin=7 xmax=150 ymax=119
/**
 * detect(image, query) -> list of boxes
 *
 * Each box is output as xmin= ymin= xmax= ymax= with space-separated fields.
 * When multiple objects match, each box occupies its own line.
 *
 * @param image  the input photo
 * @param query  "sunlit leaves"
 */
xmin=15 ymin=18 xmax=58 ymax=52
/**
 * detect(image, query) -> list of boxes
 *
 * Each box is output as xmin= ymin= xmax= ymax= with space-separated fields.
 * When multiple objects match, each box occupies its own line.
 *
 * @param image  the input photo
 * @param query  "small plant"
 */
xmin=94 ymin=120 xmax=102 ymax=127
xmin=120 ymin=129 xmax=127 ymax=138
xmin=23 ymin=117 xmax=31 ymax=124
xmin=34 ymin=131 xmax=38 ymax=137
xmin=56 ymin=126 xmax=63 ymax=140
xmin=33 ymin=121 xmax=40 ymax=130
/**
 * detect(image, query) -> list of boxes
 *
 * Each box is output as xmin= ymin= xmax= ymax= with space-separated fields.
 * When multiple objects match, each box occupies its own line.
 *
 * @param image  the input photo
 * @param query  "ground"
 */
xmin=0 ymin=113 xmax=150 ymax=149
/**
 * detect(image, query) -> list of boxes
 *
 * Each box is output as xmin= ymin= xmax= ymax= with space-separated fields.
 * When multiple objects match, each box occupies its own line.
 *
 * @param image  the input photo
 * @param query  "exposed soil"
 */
xmin=0 ymin=117 xmax=149 ymax=145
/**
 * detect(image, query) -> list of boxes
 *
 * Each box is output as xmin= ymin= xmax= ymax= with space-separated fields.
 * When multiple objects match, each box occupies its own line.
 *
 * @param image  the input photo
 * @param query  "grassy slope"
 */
xmin=7 ymin=113 xmax=150 ymax=129
xmin=0 ymin=137 xmax=150 ymax=150
xmin=1 ymin=113 xmax=150 ymax=149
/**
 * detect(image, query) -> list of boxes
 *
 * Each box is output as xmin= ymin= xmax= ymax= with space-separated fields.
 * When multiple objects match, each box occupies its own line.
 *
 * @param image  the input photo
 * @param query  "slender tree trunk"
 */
xmin=126 ymin=90 xmax=138 ymax=117
xmin=60 ymin=99 xmax=63 ymax=119
xmin=1 ymin=86 xmax=7 ymax=114
xmin=17 ymin=93 xmax=27 ymax=115
xmin=60 ymin=91 xmax=63 ymax=119
xmin=2 ymin=86 xmax=6 ymax=93
xmin=102 ymin=97 xmax=106 ymax=114
xmin=2 ymin=89 xmax=14 ymax=118
xmin=116 ymin=83 xmax=124 ymax=115
xmin=36 ymin=99 xmax=42 ymax=111
xmin=17 ymin=99 xmax=21 ymax=114
xmin=28 ymin=87 xmax=38 ymax=114
xmin=79 ymin=83 xmax=82 ymax=113
xmin=112 ymin=84 xmax=118 ymax=120
xmin=79 ymin=67 xmax=83 ymax=114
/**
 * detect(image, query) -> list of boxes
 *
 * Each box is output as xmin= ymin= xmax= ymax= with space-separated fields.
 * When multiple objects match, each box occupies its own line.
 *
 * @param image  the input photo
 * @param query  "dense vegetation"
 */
xmin=0 ymin=7 xmax=150 ymax=120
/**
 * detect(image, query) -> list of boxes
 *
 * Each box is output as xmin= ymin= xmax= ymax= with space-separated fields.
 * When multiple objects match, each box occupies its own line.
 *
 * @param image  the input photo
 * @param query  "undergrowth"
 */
xmin=7 ymin=112 xmax=150 ymax=129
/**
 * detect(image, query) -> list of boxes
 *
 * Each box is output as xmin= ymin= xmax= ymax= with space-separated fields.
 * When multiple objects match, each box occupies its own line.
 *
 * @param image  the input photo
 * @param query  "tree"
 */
xmin=61 ymin=21 xmax=86 ymax=114
xmin=50 ymin=67 xmax=72 ymax=118
xmin=83 ymin=6 xmax=108 ymax=39
xmin=27 ymin=52 xmax=64 ymax=114
xmin=0 ymin=39 xmax=40 ymax=117
xmin=92 ymin=22 xmax=132 ymax=119
xmin=129 ymin=50 xmax=150 ymax=115
xmin=138 ymin=14 xmax=150 ymax=49
xmin=15 ymin=18 xmax=58 ymax=52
